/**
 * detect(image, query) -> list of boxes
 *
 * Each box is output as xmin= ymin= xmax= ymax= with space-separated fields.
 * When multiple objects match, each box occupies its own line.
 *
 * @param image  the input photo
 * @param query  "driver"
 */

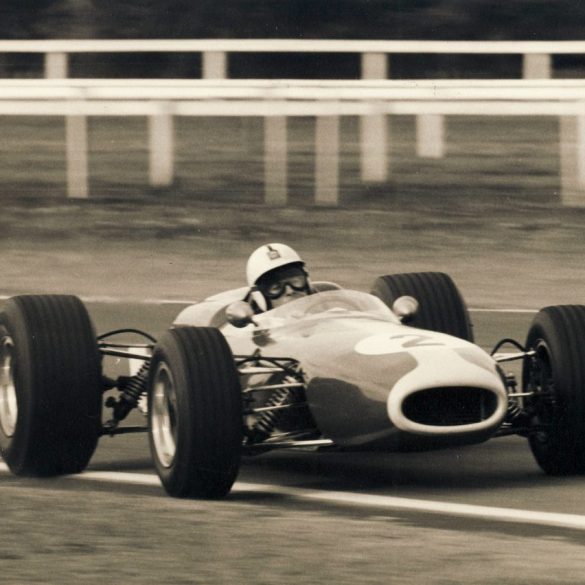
xmin=246 ymin=243 xmax=312 ymax=311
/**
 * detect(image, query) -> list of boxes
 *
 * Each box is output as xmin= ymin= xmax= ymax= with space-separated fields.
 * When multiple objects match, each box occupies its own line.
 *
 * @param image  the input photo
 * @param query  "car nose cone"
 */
xmin=386 ymin=346 xmax=508 ymax=435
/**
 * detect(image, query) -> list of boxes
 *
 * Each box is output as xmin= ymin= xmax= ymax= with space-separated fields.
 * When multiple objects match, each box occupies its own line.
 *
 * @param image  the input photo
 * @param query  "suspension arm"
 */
xmin=493 ymin=350 xmax=535 ymax=363
xmin=98 ymin=347 xmax=152 ymax=361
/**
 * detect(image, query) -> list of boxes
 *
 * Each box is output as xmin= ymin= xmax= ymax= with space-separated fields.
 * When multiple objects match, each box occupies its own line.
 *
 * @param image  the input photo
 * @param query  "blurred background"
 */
xmin=1 ymin=1 xmax=584 ymax=308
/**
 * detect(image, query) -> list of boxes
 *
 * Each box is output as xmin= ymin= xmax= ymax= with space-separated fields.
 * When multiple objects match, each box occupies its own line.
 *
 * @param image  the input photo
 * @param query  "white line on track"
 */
xmin=2 ymin=462 xmax=585 ymax=531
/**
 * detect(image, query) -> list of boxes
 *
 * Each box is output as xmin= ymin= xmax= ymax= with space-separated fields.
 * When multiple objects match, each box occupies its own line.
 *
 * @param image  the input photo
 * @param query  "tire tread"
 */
xmin=371 ymin=272 xmax=473 ymax=341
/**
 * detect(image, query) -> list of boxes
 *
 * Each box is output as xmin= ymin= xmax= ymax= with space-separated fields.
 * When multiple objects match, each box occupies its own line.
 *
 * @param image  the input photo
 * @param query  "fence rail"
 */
xmin=3 ymin=38 xmax=585 ymax=79
xmin=4 ymin=38 xmax=585 ymax=53
xmin=2 ymin=78 xmax=585 ymax=110
xmin=3 ymin=78 xmax=585 ymax=101
xmin=2 ymin=98 xmax=585 ymax=116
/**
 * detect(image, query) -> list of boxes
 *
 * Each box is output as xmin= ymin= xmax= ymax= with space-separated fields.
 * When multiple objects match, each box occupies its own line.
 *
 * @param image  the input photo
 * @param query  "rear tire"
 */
xmin=148 ymin=326 xmax=242 ymax=498
xmin=0 ymin=295 xmax=102 ymax=475
xmin=371 ymin=272 xmax=474 ymax=341
xmin=523 ymin=305 xmax=585 ymax=475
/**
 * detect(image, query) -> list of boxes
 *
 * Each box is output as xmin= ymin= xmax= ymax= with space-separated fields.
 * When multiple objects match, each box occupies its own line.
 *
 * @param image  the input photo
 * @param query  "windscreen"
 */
xmin=259 ymin=290 xmax=398 ymax=323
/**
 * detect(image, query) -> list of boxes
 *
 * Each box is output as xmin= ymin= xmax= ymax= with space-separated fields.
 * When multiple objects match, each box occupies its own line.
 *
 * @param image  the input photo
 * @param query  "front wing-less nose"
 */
xmin=387 ymin=348 xmax=508 ymax=436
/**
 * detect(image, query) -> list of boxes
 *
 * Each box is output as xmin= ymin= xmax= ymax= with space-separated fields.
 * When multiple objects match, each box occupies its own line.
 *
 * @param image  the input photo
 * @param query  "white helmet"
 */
xmin=246 ymin=243 xmax=304 ymax=286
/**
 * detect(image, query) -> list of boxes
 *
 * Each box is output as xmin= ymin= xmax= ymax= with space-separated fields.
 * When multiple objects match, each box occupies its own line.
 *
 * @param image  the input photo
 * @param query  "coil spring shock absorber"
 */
xmin=249 ymin=386 xmax=295 ymax=443
xmin=503 ymin=371 xmax=524 ymax=424
xmin=105 ymin=361 xmax=150 ymax=429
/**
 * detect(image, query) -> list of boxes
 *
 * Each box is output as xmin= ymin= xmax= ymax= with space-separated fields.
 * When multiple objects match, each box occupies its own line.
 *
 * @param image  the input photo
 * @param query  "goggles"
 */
xmin=260 ymin=272 xmax=308 ymax=299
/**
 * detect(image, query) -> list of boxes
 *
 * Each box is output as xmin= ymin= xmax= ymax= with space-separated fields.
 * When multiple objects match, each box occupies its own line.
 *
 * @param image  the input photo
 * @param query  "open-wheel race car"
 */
xmin=2 ymin=272 xmax=585 ymax=498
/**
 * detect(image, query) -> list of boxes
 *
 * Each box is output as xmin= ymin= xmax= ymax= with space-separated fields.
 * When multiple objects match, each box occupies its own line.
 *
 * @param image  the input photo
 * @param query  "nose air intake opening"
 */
xmin=402 ymin=387 xmax=498 ymax=427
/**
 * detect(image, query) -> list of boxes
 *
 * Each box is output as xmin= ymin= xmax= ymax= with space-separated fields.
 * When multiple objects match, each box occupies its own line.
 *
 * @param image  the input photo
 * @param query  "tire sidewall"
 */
xmin=0 ymin=296 xmax=102 ymax=476
xmin=147 ymin=327 xmax=242 ymax=498
xmin=0 ymin=319 xmax=35 ymax=472
xmin=148 ymin=342 xmax=194 ymax=495
xmin=524 ymin=308 xmax=585 ymax=473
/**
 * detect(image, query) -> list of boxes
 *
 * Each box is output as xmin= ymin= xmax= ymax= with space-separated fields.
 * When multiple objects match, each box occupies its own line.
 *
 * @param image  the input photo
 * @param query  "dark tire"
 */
xmin=523 ymin=305 xmax=585 ymax=475
xmin=0 ymin=295 xmax=102 ymax=476
xmin=371 ymin=272 xmax=474 ymax=341
xmin=148 ymin=326 xmax=242 ymax=498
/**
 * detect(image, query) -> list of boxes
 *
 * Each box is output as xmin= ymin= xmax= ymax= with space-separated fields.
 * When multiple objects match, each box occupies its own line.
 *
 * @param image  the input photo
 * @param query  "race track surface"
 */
xmin=2 ymin=300 xmax=585 ymax=584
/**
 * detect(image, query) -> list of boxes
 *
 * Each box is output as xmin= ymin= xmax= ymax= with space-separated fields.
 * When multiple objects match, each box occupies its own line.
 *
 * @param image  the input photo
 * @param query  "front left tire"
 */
xmin=523 ymin=305 xmax=585 ymax=475
xmin=148 ymin=326 xmax=242 ymax=498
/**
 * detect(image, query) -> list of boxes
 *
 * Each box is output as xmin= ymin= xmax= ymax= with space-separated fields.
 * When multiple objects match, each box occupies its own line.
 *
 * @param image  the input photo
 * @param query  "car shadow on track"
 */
xmin=237 ymin=436 xmax=555 ymax=494
xmin=88 ymin=458 xmax=153 ymax=472
xmin=80 ymin=434 xmax=579 ymax=503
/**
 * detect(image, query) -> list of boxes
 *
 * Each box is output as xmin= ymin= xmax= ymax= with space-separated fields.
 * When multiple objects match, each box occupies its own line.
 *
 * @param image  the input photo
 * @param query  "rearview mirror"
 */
xmin=226 ymin=301 xmax=256 ymax=328
xmin=392 ymin=295 xmax=419 ymax=323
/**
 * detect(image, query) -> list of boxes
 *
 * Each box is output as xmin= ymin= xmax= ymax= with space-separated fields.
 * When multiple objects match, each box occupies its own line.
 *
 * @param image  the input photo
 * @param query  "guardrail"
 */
xmin=3 ymin=39 xmax=584 ymax=190
xmin=3 ymin=79 xmax=585 ymax=206
xmin=6 ymin=77 xmax=585 ymax=98
xmin=2 ymin=39 xmax=585 ymax=79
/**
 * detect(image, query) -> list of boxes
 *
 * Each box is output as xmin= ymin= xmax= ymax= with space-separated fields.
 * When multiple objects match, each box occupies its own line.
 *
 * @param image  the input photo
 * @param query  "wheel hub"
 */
xmin=151 ymin=363 xmax=178 ymax=468
xmin=0 ymin=336 xmax=18 ymax=438
xmin=527 ymin=340 xmax=556 ymax=438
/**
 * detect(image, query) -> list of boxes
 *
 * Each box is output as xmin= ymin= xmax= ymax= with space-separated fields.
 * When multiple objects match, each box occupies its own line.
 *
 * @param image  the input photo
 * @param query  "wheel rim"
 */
xmin=0 ymin=336 xmax=18 ymax=438
xmin=151 ymin=363 xmax=178 ymax=468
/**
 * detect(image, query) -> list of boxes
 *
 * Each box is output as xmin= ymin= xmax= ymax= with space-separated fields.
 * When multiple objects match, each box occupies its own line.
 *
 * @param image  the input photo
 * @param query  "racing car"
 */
xmin=1 ymin=272 xmax=585 ymax=499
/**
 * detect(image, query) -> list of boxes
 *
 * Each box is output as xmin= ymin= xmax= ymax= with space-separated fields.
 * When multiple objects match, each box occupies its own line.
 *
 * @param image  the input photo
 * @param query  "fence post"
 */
xmin=45 ymin=52 xmax=68 ymax=78
xmin=360 ymin=52 xmax=388 ymax=182
xmin=523 ymin=53 xmax=552 ymax=79
xmin=315 ymin=115 xmax=340 ymax=206
xmin=202 ymin=51 xmax=227 ymax=79
xmin=416 ymin=114 xmax=445 ymax=158
xmin=149 ymin=104 xmax=174 ymax=187
xmin=66 ymin=115 xmax=89 ymax=199
xmin=264 ymin=116 xmax=288 ymax=205
xmin=559 ymin=113 xmax=585 ymax=207
xmin=361 ymin=52 xmax=387 ymax=79
xmin=360 ymin=109 xmax=388 ymax=182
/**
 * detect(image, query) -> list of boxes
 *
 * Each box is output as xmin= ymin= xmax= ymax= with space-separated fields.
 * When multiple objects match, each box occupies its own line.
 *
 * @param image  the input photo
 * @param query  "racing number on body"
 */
xmin=354 ymin=333 xmax=445 ymax=355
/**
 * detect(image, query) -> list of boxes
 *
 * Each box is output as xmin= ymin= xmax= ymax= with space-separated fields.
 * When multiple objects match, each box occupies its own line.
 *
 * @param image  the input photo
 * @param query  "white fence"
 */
xmin=2 ymin=79 xmax=585 ymax=206
xmin=3 ymin=39 xmax=585 ymax=199
xmin=1 ymin=40 xmax=585 ymax=204
xmin=2 ymin=39 xmax=585 ymax=79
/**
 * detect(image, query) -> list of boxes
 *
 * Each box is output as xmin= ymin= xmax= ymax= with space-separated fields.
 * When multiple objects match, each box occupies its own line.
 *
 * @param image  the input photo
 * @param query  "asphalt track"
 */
xmin=4 ymin=299 xmax=585 ymax=583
